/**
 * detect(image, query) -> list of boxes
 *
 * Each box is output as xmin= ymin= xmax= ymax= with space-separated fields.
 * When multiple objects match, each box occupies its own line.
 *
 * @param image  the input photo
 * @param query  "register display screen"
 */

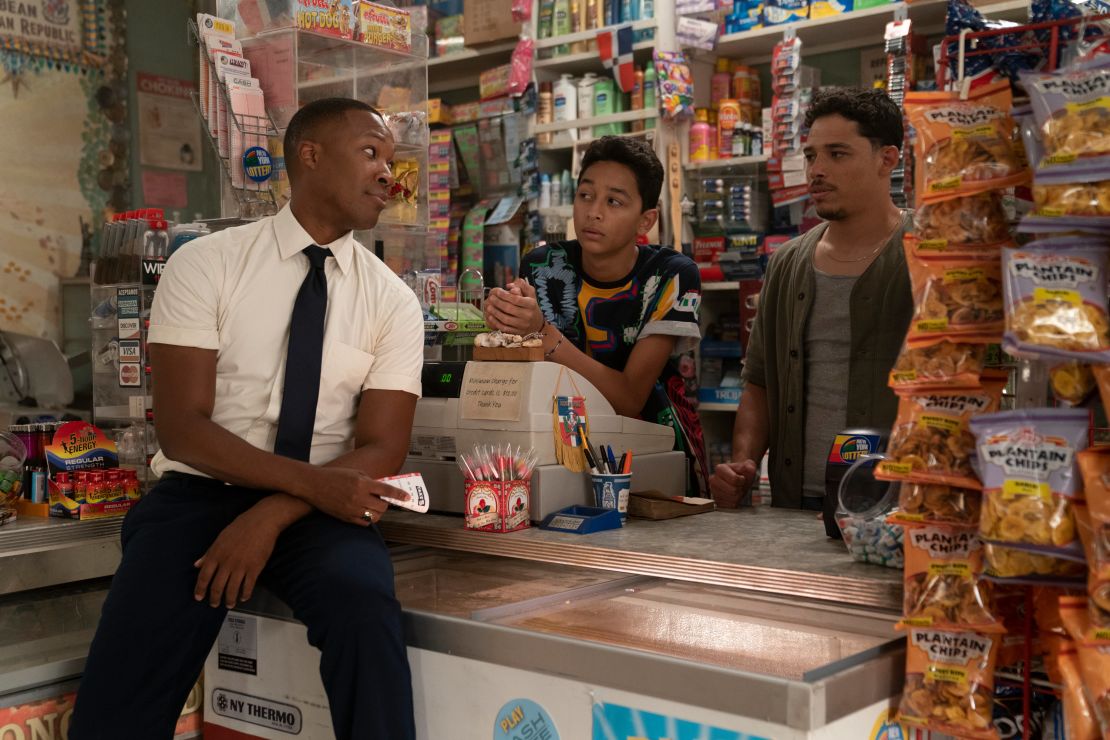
xmin=421 ymin=362 xmax=467 ymax=398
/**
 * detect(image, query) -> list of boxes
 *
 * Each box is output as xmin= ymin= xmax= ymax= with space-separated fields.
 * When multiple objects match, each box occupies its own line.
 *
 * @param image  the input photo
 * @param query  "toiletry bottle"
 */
xmin=540 ymin=173 xmax=552 ymax=208
xmin=537 ymin=81 xmax=554 ymax=145
xmin=561 ymin=170 xmax=573 ymax=206
xmin=711 ymin=57 xmax=731 ymax=110
xmin=578 ymin=73 xmax=597 ymax=142
xmin=630 ymin=66 xmax=645 ymax=132
xmin=689 ymin=108 xmax=712 ymax=162
xmin=553 ymin=74 xmax=579 ymax=142
xmin=643 ymin=63 xmax=657 ymax=130
xmin=593 ymin=77 xmax=618 ymax=137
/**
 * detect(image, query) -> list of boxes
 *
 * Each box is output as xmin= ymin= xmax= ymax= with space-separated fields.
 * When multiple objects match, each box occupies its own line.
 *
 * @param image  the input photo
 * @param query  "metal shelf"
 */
xmin=685 ymin=155 xmax=769 ymax=173
xmin=714 ymin=0 xmax=1029 ymax=61
xmin=427 ymin=40 xmax=519 ymax=93
xmin=533 ymin=108 xmax=655 ymax=135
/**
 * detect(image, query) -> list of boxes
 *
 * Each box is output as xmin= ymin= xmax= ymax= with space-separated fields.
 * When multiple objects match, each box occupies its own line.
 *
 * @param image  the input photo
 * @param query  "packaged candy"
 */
xmin=1002 ymin=238 xmax=1110 ymax=362
xmin=982 ymin=542 xmax=1087 ymax=582
xmin=653 ymin=51 xmax=695 ymax=121
xmin=900 ymin=525 xmax=1001 ymax=631
xmin=1056 ymin=644 xmax=1101 ymax=740
xmin=508 ymin=38 xmax=534 ymax=97
xmin=838 ymin=515 xmax=905 ymax=568
xmin=897 ymin=628 xmax=1000 ymax=739
xmin=1050 ymin=361 xmax=1096 ymax=406
xmin=972 ymin=408 xmax=1089 ymax=560
xmin=909 ymin=193 xmax=1013 ymax=256
xmin=878 ymin=375 xmax=1007 ymax=489
xmin=905 ymin=82 xmax=1029 ymax=204
xmin=907 ymin=250 xmax=1005 ymax=343
xmin=894 ymin=482 xmax=983 ymax=527
xmin=889 ymin=338 xmax=987 ymax=391
xmin=1022 ymin=63 xmax=1110 ymax=174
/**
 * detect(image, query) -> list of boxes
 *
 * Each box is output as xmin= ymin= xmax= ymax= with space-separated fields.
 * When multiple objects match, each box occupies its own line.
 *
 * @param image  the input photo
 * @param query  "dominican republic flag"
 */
xmin=598 ymin=24 xmax=635 ymax=93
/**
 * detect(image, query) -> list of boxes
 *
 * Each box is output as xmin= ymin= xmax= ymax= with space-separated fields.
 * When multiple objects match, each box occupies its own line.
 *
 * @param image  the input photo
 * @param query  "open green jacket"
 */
xmin=740 ymin=215 xmax=913 ymax=508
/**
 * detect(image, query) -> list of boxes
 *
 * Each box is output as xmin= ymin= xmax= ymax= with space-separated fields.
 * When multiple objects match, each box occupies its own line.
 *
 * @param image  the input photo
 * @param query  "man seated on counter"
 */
xmin=709 ymin=88 xmax=913 ymax=511
xmin=483 ymin=136 xmax=709 ymax=495
xmin=70 ymin=98 xmax=423 ymax=740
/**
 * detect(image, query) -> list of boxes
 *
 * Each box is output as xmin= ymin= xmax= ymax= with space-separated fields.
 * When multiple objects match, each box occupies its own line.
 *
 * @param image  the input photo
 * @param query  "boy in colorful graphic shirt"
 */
xmin=484 ymin=136 xmax=708 ymax=495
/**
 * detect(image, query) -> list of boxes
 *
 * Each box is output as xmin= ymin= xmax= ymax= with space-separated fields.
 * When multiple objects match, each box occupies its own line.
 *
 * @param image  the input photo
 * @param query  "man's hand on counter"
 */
xmin=296 ymin=467 xmax=410 ymax=527
xmin=709 ymin=460 xmax=758 ymax=508
xmin=484 ymin=279 xmax=545 ymax=336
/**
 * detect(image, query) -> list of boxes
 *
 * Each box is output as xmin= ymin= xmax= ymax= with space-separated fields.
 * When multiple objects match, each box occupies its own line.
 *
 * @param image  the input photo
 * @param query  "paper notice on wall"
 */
xmin=137 ymin=73 xmax=203 ymax=172
xmin=141 ymin=169 xmax=188 ymax=208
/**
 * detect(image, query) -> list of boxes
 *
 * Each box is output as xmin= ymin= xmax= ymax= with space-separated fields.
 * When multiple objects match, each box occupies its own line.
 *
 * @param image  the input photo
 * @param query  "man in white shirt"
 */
xmin=70 ymin=98 xmax=424 ymax=739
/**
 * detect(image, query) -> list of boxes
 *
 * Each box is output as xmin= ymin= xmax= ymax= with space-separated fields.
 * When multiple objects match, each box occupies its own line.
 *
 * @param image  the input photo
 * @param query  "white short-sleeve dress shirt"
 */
xmin=148 ymin=204 xmax=425 ymax=478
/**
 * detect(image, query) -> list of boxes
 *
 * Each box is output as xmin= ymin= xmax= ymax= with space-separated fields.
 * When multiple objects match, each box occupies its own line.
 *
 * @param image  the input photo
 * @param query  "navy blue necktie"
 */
xmin=274 ymin=246 xmax=332 ymax=461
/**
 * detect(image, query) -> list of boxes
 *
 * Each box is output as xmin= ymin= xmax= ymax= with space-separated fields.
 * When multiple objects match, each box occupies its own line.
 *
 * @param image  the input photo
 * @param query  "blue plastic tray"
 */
xmin=539 ymin=505 xmax=623 ymax=534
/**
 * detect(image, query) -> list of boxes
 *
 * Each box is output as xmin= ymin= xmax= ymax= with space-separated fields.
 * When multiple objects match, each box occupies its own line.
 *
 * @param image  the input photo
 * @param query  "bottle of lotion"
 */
xmin=553 ymin=74 xmax=579 ymax=142
xmin=537 ymin=81 xmax=554 ymax=145
xmin=578 ymin=73 xmax=598 ymax=141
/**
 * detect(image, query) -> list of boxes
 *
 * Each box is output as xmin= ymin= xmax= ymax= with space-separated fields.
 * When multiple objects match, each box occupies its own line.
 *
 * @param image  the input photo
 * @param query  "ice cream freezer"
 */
xmin=204 ymin=508 xmax=910 ymax=740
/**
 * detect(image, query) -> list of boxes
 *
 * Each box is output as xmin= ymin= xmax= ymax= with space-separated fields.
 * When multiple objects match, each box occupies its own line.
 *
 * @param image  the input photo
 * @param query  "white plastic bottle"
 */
xmin=553 ymin=74 xmax=579 ymax=144
xmin=577 ymin=73 xmax=597 ymax=142
xmin=540 ymin=173 xmax=552 ymax=209
xmin=561 ymin=169 xmax=573 ymax=206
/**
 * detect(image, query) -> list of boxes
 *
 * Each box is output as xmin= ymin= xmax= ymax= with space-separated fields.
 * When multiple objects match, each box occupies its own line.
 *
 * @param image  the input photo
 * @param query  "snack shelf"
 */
xmin=533 ymin=107 xmax=655 ymax=134
xmin=428 ymin=39 xmax=519 ymax=93
xmin=714 ymin=0 xmax=1030 ymax=61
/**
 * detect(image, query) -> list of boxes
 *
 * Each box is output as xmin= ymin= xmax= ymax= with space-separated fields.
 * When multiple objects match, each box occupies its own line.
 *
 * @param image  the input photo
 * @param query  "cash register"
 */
xmin=403 ymin=361 xmax=686 ymax=520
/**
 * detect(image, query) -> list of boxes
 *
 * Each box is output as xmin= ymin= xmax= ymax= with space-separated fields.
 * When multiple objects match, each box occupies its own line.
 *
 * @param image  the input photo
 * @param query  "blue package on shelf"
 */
xmin=763 ymin=0 xmax=809 ymax=25
xmin=700 ymin=339 xmax=743 ymax=359
xmin=718 ymin=256 xmax=764 ymax=281
xmin=540 ymin=505 xmax=624 ymax=534
xmin=697 ymin=387 xmax=742 ymax=405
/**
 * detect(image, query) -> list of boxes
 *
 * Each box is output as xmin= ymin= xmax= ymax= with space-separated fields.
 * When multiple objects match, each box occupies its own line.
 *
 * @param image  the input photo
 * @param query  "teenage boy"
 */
xmin=70 ymin=98 xmax=422 ymax=739
xmin=484 ymin=136 xmax=708 ymax=495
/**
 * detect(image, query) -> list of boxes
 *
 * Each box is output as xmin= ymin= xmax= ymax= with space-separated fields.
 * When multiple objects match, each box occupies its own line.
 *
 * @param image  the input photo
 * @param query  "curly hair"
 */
xmin=579 ymin=136 xmax=664 ymax=212
xmin=804 ymin=87 xmax=903 ymax=148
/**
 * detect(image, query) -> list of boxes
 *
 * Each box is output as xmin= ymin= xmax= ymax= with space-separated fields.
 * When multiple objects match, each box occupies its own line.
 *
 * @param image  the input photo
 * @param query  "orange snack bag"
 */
xmin=900 ymin=525 xmax=1001 ymax=631
xmin=1061 ymin=598 xmax=1110 ymax=734
xmin=907 ymin=249 xmax=1005 ymax=343
xmin=889 ymin=337 xmax=987 ymax=392
xmin=905 ymin=81 xmax=1029 ymax=204
xmin=897 ymin=628 xmax=1000 ymax=739
xmin=1078 ymin=446 xmax=1110 ymax=582
xmin=877 ymin=374 xmax=1007 ymax=489
xmin=1057 ymin=644 xmax=1101 ymax=740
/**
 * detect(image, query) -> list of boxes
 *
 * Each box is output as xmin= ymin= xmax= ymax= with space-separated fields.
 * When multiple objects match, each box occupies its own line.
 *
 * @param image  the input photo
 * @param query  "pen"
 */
xmin=582 ymin=441 xmax=600 ymax=474
xmin=617 ymin=452 xmax=628 ymax=474
xmin=623 ymin=450 xmax=633 ymax=474
xmin=606 ymin=445 xmax=617 ymax=473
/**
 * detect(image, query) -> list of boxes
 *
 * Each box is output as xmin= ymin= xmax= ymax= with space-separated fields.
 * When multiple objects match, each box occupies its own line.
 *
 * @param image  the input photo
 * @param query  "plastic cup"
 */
xmin=590 ymin=473 xmax=630 ymax=520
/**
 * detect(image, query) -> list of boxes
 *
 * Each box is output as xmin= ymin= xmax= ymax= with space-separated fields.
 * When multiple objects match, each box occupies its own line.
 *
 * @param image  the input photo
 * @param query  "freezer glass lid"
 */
xmin=392 ymin=551 xmax=628 ymax=617
xmin=494 ymin=580 xmax=897 ymax=679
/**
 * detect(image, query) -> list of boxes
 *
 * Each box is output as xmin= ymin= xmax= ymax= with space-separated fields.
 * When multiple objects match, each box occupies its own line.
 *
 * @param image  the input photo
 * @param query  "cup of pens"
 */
xmin=457 ymin=443 xmax=537 ymax=533
xmin=585 ymin=442 xmax=632 ymax=521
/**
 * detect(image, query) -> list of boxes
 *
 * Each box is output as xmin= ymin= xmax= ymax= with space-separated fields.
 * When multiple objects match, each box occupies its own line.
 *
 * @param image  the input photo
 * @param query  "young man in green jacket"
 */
xmin=710 ymin=88 xmax=913 ymax=510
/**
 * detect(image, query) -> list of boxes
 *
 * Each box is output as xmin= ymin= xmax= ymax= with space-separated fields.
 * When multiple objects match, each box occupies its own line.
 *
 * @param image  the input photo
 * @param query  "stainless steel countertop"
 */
xmin=380 ymin=507 xmax=902 ymax=612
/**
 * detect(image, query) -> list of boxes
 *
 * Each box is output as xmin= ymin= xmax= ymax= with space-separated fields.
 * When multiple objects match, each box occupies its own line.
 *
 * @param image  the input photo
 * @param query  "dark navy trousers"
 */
xmin=69 ymin=474 xmax=416 ymax=740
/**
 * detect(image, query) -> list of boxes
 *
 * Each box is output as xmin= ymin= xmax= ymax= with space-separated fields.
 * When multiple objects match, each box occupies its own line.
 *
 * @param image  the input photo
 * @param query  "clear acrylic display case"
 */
xmin=238 ymin=27 xmax=435 ymax=271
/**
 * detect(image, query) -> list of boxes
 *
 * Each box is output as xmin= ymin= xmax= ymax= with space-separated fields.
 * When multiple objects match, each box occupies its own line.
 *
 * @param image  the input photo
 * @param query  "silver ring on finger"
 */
xmin=362 ymin=509 xmax=374 ymax=522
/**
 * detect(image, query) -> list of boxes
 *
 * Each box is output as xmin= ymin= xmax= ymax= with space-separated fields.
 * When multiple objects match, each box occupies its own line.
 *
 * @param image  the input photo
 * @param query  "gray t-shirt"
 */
xmin=802 ymin=269 xmax=859 ymax=499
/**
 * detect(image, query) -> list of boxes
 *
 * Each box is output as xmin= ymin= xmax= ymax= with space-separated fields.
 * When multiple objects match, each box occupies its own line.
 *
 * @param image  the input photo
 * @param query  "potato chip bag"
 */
xmin=972 ymin=408 xmax=1089 ymax=560
xmin=1022 ymin=63 xmax=1110 ymax=175
xmin=878 ymin=375 xmax=1007 ymax=489
xmin=900 ymin=525 xmax=1001 ymax=631
xmin=893 ymin=482 xmax=983 ymax=527
xmin=889 ymin=338 xmax=987 ymax=391
xmin=907 ymin=249 xmax=1005 ymax=343
xmin=1002 ymin=238 xmax=1110 ymax=362
xmin=897 ymin=628 xmax=1000 ymax=739
xmin=1057 ymin=644 xmax=1101 ymax=740
xmin=910 ymin=193 xmax=1013 ymax=258
xmin=906 ymin=81 xmax=1030 ymax=203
